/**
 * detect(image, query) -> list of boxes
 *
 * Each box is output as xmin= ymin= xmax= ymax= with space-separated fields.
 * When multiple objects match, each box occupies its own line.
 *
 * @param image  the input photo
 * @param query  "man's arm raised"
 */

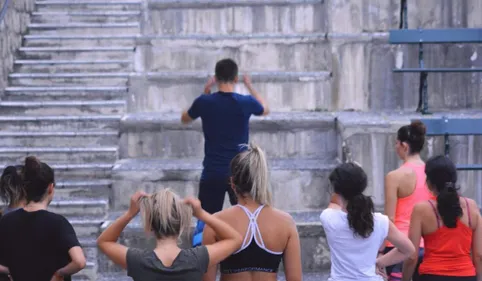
xmin=181 ymin=77 xmax=214 ymax=124
xmin=243 ymin=75 xmax=269 ymax=116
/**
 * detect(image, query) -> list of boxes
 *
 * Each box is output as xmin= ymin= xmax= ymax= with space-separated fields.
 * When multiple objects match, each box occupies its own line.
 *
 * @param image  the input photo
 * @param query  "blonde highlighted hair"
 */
xmin=230 ymin=143 xmax=272 ymax=206
xmin=139 ymin=189 xmax=192 ymax=240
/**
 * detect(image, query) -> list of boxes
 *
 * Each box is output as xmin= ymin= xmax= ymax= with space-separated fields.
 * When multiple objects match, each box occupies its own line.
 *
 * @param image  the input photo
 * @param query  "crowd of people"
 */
xmin=0 ymin=59 xmax=480 ymax=281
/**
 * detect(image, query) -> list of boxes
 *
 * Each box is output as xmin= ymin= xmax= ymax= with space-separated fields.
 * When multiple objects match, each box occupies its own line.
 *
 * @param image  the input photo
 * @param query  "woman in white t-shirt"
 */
xmin=320 ymin=163 xmax=415 ymax=281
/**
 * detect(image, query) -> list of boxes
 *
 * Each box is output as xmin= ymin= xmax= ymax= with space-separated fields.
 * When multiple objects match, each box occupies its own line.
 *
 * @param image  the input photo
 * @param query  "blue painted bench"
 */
xmin=417 ymin=117 xmax=482 ymax=171
xmin=390 ymin=28 xmax=482 ymax=114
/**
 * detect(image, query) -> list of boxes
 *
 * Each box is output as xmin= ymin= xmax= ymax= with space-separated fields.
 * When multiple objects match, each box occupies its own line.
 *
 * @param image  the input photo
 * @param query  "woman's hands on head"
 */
xmin=183 ymin=197 xmax=205 ymax=218
xmin=127 ymin=191 xmax=149 ymax=217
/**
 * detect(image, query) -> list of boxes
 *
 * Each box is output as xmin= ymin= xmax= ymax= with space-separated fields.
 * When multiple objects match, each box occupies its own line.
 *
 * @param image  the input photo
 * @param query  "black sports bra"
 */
xmin=220 ymin=205 xmax=283 ymax=274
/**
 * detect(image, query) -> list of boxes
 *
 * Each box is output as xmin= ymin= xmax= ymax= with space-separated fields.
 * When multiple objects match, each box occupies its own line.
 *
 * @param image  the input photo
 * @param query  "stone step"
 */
xmin=35 ymin=0 xmax=141 ymax=12
xmin=9 ymin=72 xmax=130 ymax=87
xmin=69 ymin=217 xmax=105 ymax=236
xmin=0 ymin=131 xmax=118 ymax=147
xmin=54 ymin=179 xmax=112 ymax=199
xmin=0 ymin=146 xmax=118 ymax=164
xmin=79 ymin=238 xmax=98 ymax=265
xmin=1 ymin=163 xmax=113 ymax=180
xmin=49 ymin=199 xmax=108 ymax=218
xmin=5 ymin=86 xmax=127 ymax=101
xmin=27 ymin=22 xmax=140 ymax=36
xmin=111 ymin=158 xmax=336 ymax=212
xmin=15 ymin=58 xmax=133 ymax=72
xmin=23 ymin=35 xmax=137 ymax=48
xmin=32 ymin=11 xmax=141 ymax=24
xmin=19 ymin=46 xmax=134 ymax=61
xmin=120 ymin=112 xmax=338 ymax=160
xmin=147 ymin=0 xmax=325 ymax=35
xmin=129 ymin=71 xmax=332 ymax=112
xmin=0 ymin=115 xmax=121 ymax=131
xmin=0 ymin=100 xmax=126 ymax=115
xmin=100 ymin=210 xmax=329 ymax=273
xmin=139 ymin=33 xmax=329 ymax=72
xmin=73 ymin=261 xmax=97 ymax=281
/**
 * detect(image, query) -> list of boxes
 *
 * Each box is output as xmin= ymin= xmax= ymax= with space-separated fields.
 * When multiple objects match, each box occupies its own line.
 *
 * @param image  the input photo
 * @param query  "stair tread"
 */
xmin=0 ymin=100 xmax=125 ymax=106
xmin=0 ymin=146 xmax=118 ymax=152
xmin=50 ymin=198 xmax=108 ymax=206
xmin=0 ymin=131 xmax=117 ymax=137
xmin=15 ymin=59 xmax=132 ymax=64
xmin=114 ymin=158 xmax=337 ymax=171
xmin=0 ymin=115 xmax=121 ymax=121
xmin=0 ymin=163 xmax=114 ymax=169
xmin=10 ymin=72 xmax=132 ymax=78
xmin=6 ymin=86 xmax=127 ymax=92
xmin=29 ymin=22 xmax=139 ymax=28
xmin=32 ymin=11 xmax=141 ymax=16
xmin=56 ymin=179 xmax=112 ymax=187
xmin=36 ymin=0 xmax=142 ymax=4
xmin=20 ymin=46 xmax=134 ymax=51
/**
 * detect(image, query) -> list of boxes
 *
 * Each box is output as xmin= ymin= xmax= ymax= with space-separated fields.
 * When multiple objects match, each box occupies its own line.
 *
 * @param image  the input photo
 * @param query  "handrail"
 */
xmin=0 ymin=0 xmax=11 ymax=24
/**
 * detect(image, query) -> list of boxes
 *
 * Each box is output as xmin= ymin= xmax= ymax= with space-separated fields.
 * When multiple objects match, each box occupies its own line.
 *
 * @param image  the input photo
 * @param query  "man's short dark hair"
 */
xmin=215 ymin=59 xmax=238 ymax=83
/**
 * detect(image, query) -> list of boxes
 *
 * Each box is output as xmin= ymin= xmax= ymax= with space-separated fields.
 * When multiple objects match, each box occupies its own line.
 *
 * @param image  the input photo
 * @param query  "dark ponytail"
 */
xmin=330 ymin=163 xmax=374 ymax=238
xmin=23 ymin=156 xmax=55 ymax=203
xmin=0 ymin=165 xmax=24 ymax=207
xmin=397 ymin=120 xmax=427 ymax=154
xmin=425 ymin=155 xmax=461 ymax=228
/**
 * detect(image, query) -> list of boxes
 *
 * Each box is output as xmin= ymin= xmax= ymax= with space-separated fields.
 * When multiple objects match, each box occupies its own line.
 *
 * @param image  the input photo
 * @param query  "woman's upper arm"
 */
xmin=470 ymin=201 xmax=482 ymax=259
xmin=283 ymin=219 xmax=302 ymax=281
xmin=68 ymin=246 xmax=86 ymax=267
xmin=202 ymin=225 xmax=218 ymax=281
xmin=98 ymin=242 xmax=129 ymax=269
xmin=384 ymin=172 xmax=399 ymax=222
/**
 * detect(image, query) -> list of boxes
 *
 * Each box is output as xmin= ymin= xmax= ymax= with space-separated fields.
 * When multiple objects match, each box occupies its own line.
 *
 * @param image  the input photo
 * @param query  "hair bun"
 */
xmin=24 ymin=156 xmax=41 ymax=180
xmin=410 ymin=120 xmax=427 ymax=137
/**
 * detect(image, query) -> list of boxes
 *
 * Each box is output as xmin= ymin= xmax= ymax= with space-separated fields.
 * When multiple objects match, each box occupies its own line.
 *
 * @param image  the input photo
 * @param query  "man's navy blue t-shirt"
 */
xmin=188 ymin=91 xmax=264 ymax=179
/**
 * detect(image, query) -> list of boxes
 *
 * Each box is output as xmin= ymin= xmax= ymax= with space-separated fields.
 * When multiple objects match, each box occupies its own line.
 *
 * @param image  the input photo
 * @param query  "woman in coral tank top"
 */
xmin=383 ymin=121 xmax=434 ymax=281
xmin=402 ymin=156 xmax=482 ymax=281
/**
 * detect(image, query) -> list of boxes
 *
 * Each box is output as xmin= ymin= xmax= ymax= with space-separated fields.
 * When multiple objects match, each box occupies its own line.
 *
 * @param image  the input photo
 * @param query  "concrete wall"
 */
xmin=0 ymin=0 xmax=34 ymax=95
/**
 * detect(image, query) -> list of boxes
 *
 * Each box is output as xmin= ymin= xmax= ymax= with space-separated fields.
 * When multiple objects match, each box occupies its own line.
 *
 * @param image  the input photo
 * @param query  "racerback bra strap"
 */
xmin=428 ymin=200 xmax=441 ymax=228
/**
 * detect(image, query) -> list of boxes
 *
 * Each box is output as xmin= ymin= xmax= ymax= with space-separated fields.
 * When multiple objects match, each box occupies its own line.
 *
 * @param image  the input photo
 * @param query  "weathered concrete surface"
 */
xmin=0 ymin=0 xmax=35 ymax=96
xmin=337 ymin=111 xmax=482 ymax=208
xmin=145 ymin=0 xmax=327 ymax=35
xmin=120 ymin=112 xmax=338 ymax=160
xmin=127 ymin=72 xmax=332 ymax=112
xmin=111 ymin=158 xmax=335 ymax=212
xmin=407 ymin=0 xmax=482 ymax=28
xmin=326 ymin=0 xmax=400 ymax=33
xmin=99 ymin=211 xmax=330 ymax=272
xmin=135 ymin=34 xmax=330 ymax=72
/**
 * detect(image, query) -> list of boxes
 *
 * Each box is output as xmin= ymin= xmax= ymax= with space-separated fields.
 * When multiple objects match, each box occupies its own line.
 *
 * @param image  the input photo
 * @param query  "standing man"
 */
xmin=181 ymin=58 xmax=269 ymax=246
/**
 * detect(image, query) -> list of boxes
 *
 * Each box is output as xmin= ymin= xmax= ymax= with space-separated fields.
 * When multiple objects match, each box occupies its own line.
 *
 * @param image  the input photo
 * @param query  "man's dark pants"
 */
xmin=198 ymin=177 xmax=237 ymax=214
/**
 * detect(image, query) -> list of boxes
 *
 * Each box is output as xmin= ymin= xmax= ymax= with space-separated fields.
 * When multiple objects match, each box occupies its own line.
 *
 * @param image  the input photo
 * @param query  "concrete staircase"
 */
xmin=1 ymin=0 xmax=141 ymax=280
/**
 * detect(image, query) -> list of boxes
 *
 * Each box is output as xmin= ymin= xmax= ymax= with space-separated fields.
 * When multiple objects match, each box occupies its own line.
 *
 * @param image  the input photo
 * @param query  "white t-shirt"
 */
xmin=320 ymin=208 xmax=389 ymax=281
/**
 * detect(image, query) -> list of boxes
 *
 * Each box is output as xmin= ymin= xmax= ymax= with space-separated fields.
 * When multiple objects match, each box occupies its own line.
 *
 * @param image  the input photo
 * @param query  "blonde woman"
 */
xmin=202 ymin=144 xmax=302 ymax=281
xmin=97 ymin=189 xmax=242 ymax=281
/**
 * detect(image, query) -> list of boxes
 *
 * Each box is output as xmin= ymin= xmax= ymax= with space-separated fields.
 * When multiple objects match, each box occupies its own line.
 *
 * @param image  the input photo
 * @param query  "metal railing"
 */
xmin=0 ymin=0 xmax=11 ymax=24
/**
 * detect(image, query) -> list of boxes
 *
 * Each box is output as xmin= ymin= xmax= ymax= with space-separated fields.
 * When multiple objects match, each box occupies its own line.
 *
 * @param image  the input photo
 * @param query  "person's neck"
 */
xmin=403 ymin=153 xmax=422 ymax=164
xmin=155 ymin=237 xmax=180 ymax=251
xmin=24 ymin=200 xmax=49 ymax=212
xmin=217 ymin=83 xmax=235 ymax=93
xmin=237 ymin=196 xmax=261 ymax=210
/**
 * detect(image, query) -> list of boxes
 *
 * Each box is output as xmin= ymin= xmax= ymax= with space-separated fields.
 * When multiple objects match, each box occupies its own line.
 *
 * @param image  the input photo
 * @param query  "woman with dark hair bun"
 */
xmin=402 ymin=156 xmax=482 ymax=281
xmin=0 ymin=156 xmax=86 ymax=281
xmin=383 ymin=120 xmax=434 ymax=281
xmin=321 ymin=163 xmax=415 ymax=281
xmin=0 ymin=165 xmax=25 ymax=215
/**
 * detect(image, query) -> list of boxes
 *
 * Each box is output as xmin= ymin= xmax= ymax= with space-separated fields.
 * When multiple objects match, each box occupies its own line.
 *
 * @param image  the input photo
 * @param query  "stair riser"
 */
xmin=72 ymin=266 xmax=97 ymax=281
xmin=54 ymin=169 xmax=112 ymax=181
xmin=121 ymin=127 xmax=338 ymax=160
xmin=28 ymin=27 xmax=139 ymax=36
xmin=55 ymin=185 xmax=110 ymax=199
xmin=16 ymin=62 xmax=132 ymax=73
xmin=0 ymin=105 xmax=125 ymax=116
xmin=5 ymin=91 xmax=127 ymax=101
xmin=142 ymin=39 xmax=330 ymax=72
xmin=0 ymin=135 xmax=118 ymax=147
xmin=10 ymin=77 xmax=128 ymax=87
xmin=81 ymin=245 xmax=98 ymax=263
xmin=49 ymin=204 xmax=108 ymax=218
xmin=24 ymin=38 xmax=136 ymax=48
xmin=112 ymin=168 xmax=332 ymax=211
xmin=19 ymin=50 xmax=134 ymax=61
xmin=0 ymin=120 xmax=120 ymax=131
xmin=36 ymin=4 xmax=141 ymax=12
xmin=0 ymin=151 xmax=117 ymax=164
xmin=129 ymin=78 xmax=332 ymax=112
xmin=73 ymin=224 xmax=102 ymax=237
xmin=148 ymin=3 xmax=325 ymax=35
xmin=32 ymin=14 xmax=140 ymax=24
